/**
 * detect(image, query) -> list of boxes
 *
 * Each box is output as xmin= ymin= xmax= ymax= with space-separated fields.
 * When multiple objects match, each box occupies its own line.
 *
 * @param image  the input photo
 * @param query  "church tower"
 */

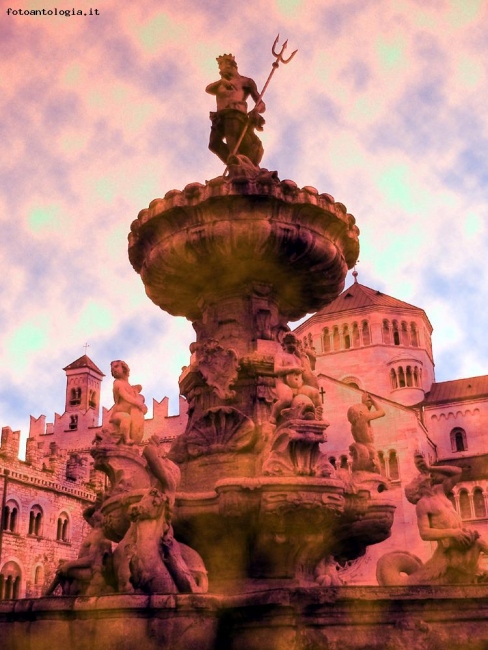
xmin=294 ymin=276 xmax=435 ymax=406
xmin=63 ymin=355 xmax=105 ymax=426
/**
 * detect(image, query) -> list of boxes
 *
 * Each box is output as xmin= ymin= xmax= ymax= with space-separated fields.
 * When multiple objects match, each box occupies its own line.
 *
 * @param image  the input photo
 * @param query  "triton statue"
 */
xmin=347 ymin=392 xmax=385 ymax=472
xmin=377 ymin=453 xmax=488 ymax=585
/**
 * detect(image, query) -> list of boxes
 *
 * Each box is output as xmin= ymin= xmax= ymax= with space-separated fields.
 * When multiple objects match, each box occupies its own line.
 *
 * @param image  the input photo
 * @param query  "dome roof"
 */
xmin=295 ymin=281 xmax=432 ymax=332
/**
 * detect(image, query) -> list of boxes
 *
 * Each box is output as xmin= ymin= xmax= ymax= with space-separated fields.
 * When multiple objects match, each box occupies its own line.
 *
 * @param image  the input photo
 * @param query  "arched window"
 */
xmin=362 ymin=320 xmax=371 ymax=346
xmin=329 ymin=457 xmax=337 ymax=469
xmin=0 ymin=561 xmax=21 ymax=600
xmin=459 ymin=490 xmax=471 ymax=520
xmin=28 ymin=505 xmax=43 ymax=536
xmin=56 ymin=513 xmax=70 ymax=542
xmin=382 ymin=320 xmax=391 ymax=344
xmin=398 ymin=366 xmax=406 ymax=388
xmin=2 ymin=500 xmax=19 ymax=533
xmin=332 ymin=327 xmax=340 ymax=352
xmin=32 ymin=565 xmax=44 ymax=596
xmin=389 ymin=450 xmax=399 ymax=481
xmin=378 ymin=451 xmax=386 ymax=477
xmin=69 ymin=415 xmax=78 ymax=430
xmin=473 ymin=488 xmax=486 ymax=519
xmin=450 ymin=428 xmax=467 ymax=453
xmin=352 ymin=322 xmax=360 ymax=347
xmin=343 ymin=325 xmax=351 ymax=349
xmin=401 ymin=321 xmax=409 ymax=346
xmin=70 ymin=387 xmax=81 ymax=406
xmin=413 ymin=366 xmax=419 ymax=387
xmin=410 ymin=323 xmax=419 ymax=347
xmin=88 ymin=390 xmax=97 ymax=409
xmin=406 ymin=366 xmax=413 ymax=387
xmin=392 ymin=321 xmax=400 ymax=346
xmin=34 ymin=565 xmax=44 ymax=587
xmin=340 ymin=455 xmax=349 ymax=470
xmin=323 ymin=328 xmax=331 ymax=353
xmin=390 ymin=369 xmax=398 ymax=390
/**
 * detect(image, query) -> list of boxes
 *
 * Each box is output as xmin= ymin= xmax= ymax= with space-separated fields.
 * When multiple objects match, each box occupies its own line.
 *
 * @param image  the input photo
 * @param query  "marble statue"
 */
xmin=270 ymin=332 xmax=322 ymax=424
xmin=206 ymin=54 xmax=265 ymax=166
xmin=347 ymin=393 xmax=385 ymax=472
xmin=377 ymin=453 xmax=488 ymax=585
xmin=113 ymin=435 xmax=207 ymax=594
xmin=109 ymin=360 xmax=148 ymax=445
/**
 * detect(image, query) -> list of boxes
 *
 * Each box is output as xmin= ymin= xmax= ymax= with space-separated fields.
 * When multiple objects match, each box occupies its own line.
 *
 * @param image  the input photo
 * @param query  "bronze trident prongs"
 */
xmin=227 ymin=35 xmax=298 ymax=164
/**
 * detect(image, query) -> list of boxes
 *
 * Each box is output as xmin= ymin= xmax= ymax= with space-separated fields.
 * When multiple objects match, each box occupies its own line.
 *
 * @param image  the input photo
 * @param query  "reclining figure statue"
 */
xmin=377 ymin=453 xmax=488 ymax=585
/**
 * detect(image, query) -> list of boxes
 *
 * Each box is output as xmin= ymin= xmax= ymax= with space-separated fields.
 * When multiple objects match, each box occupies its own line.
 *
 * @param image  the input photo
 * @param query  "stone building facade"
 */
xmin=1 ymin=280 xmax=488 ymax=595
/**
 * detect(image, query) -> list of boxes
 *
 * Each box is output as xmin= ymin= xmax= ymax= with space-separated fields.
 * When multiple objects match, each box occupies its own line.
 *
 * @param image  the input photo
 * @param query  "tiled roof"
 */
xmin=315 ymin=282 xmax=425 ymax=316
xmin=63 ymin=355 xmax=105 ymax=376
xmin=294 ymin=281 xmax=430 ymax=331
xmin=421 ymin=375 xmax=488 ymax=406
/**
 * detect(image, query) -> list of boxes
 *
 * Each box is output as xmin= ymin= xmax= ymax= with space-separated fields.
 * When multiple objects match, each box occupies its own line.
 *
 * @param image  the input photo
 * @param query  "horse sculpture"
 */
xmin=113 ymin=487 xmax=208 ymax=594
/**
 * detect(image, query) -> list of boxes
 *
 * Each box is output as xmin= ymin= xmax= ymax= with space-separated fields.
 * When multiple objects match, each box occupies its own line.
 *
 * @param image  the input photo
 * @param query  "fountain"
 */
xmin=3 ymin=41 xmax=488 ymax=650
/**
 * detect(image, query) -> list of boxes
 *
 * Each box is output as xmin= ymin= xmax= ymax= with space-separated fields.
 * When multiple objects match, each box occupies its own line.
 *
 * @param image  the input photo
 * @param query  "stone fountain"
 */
xmin=4 ymin=44 xmax=488 ymax=650
xmin=124 ymin=49 xmax=394 ymax=593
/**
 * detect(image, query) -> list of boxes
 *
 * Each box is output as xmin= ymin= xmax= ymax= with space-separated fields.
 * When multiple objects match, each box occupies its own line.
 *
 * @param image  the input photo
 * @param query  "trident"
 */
xmin=226 ymin=35 xmax=298 ymax=164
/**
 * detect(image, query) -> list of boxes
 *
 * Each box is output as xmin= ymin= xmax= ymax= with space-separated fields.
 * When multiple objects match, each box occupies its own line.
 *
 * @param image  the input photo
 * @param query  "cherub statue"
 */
xmin=206 ymin=53 xmax=265 ymax=166
xmin=377 ymin=454 xmax=488 ymax=585
xmin=109 ymin=360 xmax=148 ymax=445
xmin=347 ymin=392 xmax=385 ymax=472
xmin=270 ymin=332 xmax=322 ymax=424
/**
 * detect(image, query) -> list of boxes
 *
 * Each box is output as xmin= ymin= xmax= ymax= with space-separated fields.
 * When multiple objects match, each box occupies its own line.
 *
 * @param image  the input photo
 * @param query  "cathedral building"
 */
xmin=1 ymin=278 xmax=488 ymax=594
xmin=294 ymin=275 xmax=488 ymax=581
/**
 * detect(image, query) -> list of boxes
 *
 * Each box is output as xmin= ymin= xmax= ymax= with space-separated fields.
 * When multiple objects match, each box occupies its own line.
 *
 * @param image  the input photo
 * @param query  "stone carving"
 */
xmin=314 ymin=556 xmax=344 ymax=586
xmin=377 ymin=454 xmax=488 ymax=585
xmin=49 ymin=435 xmax=208 ymax=597
xmin=170 ymin=407 xmax=256 ymax=462
xmin=206 ymin=54 xmax=265 ymax=166
xmin=109 ymin=360 xmax=148 ymax=445
xmin=193 ymin=339 xmax=239 ymax=400
xmin=347 ymin=393 xmax=385 ymax=472
xmin=113 ymin=487 xmax=207 ymax=594
xmin=262 ymin=420 xmax=333 ymax=477
xmin=46 ymin=501 xmax=114 ymax=596
xmin=270 ymin=332 xmax=322 ymax=425
xmin=226 ymin=154 xmax=279 ymax=183
xmin=263 ymin=332 xmax=331 ymax=477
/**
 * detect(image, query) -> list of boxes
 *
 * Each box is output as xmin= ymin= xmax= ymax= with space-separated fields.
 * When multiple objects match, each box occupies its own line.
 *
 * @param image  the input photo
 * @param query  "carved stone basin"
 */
xmin=173 ymin=474 xmax=394 ymax=590
xmin=128 ymin=177 xmax=359 ymax=322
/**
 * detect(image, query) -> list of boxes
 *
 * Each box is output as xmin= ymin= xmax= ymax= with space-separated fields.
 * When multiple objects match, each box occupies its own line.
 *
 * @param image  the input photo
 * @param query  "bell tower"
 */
xmin=63 ymin=354 xmax=105 ymax=424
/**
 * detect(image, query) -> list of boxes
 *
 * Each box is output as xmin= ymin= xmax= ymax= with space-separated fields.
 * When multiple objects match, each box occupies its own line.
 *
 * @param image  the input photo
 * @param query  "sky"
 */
xmin=1 ymin=0 xmax=487 ymax=452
